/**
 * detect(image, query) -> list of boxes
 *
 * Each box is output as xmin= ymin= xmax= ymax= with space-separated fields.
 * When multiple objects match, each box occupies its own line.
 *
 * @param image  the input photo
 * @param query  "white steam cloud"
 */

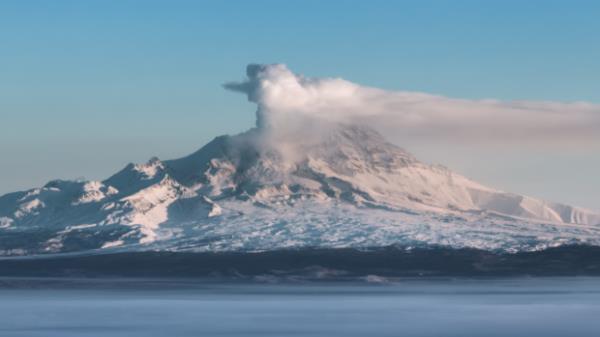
xmin=225 ymin=63 xmax=600 ymax=148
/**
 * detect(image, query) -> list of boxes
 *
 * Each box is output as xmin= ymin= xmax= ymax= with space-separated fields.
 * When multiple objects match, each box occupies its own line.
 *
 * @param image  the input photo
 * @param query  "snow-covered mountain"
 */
xmin=1 ymin=122 xmax=599 ymax=256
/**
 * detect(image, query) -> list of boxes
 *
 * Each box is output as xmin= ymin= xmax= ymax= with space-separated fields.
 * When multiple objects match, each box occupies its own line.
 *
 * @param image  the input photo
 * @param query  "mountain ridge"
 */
xmin=1 ymin=123 xmax=599 ymax=256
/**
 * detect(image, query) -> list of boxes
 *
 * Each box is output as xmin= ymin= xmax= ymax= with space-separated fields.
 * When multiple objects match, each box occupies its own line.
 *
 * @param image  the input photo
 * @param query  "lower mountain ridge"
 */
xmin=1 ymin=123 xmax=599 ymax=256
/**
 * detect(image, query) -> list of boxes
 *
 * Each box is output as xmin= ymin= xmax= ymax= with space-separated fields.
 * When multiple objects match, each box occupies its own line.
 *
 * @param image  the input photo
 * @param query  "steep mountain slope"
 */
xmin=1 ymin=123 xmax=599 ymax=256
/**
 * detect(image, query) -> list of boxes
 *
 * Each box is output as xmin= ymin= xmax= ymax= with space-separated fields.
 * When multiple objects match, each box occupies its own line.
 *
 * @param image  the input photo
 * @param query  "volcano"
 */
xmin=1 ymin=120 xmax=599 ymax=256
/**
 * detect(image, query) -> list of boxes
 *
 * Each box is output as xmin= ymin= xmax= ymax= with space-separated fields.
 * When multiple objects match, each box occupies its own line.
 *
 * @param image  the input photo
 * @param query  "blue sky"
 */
xmin=1 ymin=0 xmax=599 ymax=209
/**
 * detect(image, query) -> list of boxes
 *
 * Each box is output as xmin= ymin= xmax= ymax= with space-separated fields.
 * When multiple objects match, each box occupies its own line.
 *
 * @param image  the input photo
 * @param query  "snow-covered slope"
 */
xmin=1 ymin=122 xmax=599 ymax=256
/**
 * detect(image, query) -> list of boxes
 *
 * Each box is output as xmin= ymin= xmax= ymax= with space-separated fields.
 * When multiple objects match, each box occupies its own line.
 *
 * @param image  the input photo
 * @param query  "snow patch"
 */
xmin=202 ymin=196 xmax=222 ymax=217
xmin=101 ymin=240 xmax=124 ymax=249
xmin=0 ymin=217 xmax=13 ymax=228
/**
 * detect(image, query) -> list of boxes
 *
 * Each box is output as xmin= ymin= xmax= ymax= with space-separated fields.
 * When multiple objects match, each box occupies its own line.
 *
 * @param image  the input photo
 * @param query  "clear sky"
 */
xmin=1 ymin=0 xmax=599 ymax=209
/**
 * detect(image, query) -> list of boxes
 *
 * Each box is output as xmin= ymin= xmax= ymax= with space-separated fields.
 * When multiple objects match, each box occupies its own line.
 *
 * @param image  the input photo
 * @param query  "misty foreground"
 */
xmin=2 ymin=278 xmax=600 ymax=337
